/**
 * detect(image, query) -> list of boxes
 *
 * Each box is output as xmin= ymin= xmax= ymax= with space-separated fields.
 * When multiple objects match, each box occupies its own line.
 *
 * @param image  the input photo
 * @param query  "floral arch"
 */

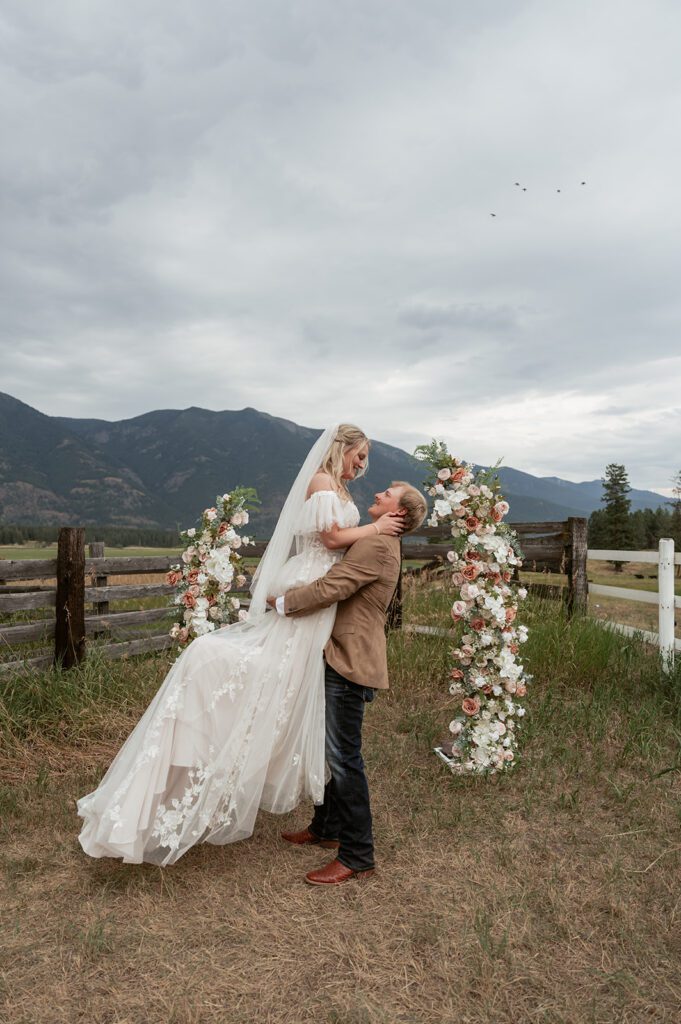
xmin=415 ymin=442 xmax=530 ymax=776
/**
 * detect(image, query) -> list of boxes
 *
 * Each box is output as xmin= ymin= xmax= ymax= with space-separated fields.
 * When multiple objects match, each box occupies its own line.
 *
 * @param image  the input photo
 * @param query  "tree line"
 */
xmin=588 ymin=464 xmax=681 ymax=570
xmin=0 ymin=524 xmax=181 ymax=548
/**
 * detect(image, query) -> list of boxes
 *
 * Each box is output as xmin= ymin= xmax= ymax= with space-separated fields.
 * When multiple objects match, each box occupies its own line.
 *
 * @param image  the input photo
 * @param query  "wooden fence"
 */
xmin=588 ymin=539 xmax=680 ymax=671
xmin=0 ymin=519 xmax=587 ymax=674
xmin=392 ymin=517 xmax=588 ymax=634
xmin=0 ymin=528 xmax=266 ymax=676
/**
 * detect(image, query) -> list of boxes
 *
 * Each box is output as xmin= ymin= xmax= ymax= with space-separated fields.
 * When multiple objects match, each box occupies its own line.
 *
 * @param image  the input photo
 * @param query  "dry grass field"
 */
xmin=1 ymin=581 xmax=681 ymax=1024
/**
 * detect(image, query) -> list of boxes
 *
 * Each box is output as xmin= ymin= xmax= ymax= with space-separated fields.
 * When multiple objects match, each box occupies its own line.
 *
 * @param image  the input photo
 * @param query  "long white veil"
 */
xmin=248 ymin=423 xmax=340 ymax=620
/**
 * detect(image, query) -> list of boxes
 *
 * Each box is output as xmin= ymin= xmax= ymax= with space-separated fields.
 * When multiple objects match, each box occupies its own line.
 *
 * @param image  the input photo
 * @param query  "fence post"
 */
xmin=54 ymin=527 xmax=86 ymax=669
xmin=387 ymin=538 xmax=403 ymax=630
xmin=89 ymin=540 xmax=109 ymax=639
xmin=565 ymin=517 xmax=588 ymax=616
xmin=658 ymin=538 xmax=675 ymax=674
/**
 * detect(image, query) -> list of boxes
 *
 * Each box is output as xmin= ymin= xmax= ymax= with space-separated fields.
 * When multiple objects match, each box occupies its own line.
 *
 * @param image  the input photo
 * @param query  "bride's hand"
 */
xmin=374 ymin=511 xmax=406 ymax=536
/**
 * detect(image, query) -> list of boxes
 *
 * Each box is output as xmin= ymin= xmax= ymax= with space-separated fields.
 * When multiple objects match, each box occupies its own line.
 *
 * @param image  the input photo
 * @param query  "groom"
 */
xmin=268 ymin=481 xmax=428 ymax=886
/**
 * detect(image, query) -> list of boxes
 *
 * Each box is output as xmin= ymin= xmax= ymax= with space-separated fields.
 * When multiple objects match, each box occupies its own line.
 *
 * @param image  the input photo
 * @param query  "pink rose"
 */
xmin=437 ymin=467 xmax=452 ymax=481
xmin=462 ymin=697 xmax=481 ymax=716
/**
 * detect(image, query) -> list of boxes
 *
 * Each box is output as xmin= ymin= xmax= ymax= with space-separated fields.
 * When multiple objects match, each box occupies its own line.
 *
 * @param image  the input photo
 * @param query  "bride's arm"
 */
xmin=307 ymin=473 xmax=405 ymax=551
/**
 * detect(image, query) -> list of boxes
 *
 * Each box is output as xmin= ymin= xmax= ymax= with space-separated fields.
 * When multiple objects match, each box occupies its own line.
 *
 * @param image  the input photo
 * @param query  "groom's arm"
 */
xmin=282 ymin=537 xmax=386 ymax=618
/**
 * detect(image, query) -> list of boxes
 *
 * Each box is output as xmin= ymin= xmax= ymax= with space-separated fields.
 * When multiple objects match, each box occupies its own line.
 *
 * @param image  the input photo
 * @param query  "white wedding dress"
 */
xmin=77 ymin=489 xmax=359 ymax=866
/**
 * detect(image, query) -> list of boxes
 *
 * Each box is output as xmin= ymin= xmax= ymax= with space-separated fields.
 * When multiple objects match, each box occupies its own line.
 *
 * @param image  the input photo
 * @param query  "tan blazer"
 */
xmin=283 ymin=535 xmax=401 ymax=689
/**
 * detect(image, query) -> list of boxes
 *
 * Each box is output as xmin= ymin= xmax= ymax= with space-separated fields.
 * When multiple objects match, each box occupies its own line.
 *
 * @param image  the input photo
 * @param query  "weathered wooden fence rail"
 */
xmin=1 ymin=519 xmax=587 ymax=674
xmin=588 ymin=539 xmax=680 ymax=671
xmin=0 ymin=529 xmax=268 ymax=675
xmin=391 ymin=517 xmax=587 ymax=637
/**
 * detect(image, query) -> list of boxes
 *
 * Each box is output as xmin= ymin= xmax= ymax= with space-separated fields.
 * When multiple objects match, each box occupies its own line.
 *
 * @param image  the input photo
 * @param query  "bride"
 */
xmin=76 ymin=424 xmax=405 ymax=866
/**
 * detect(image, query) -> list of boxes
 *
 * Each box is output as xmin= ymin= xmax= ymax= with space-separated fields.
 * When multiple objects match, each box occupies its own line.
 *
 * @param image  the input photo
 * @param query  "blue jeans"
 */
xmin=309 ymin=664 xmax=376 ymax=872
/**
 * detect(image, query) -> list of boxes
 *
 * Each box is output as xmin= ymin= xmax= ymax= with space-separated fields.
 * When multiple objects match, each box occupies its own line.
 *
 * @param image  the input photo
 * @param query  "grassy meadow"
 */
xmin=1 ymin=579 xmax=681 ymax=1024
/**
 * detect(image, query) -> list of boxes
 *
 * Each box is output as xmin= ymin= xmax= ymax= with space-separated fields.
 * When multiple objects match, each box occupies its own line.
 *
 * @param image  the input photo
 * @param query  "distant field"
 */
xmin=0 ymin=544 xmax=184 ymax=560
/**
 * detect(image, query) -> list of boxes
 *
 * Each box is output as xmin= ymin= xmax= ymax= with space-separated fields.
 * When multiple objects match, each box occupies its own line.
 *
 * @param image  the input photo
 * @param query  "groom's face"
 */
xmin=367 ymin=485 xmax=406 ymax=520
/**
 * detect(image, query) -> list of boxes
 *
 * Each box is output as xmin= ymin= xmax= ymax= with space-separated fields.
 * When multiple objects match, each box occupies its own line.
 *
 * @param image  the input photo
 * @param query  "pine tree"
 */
xmin=668 ymin=469 xmax=681 ymax=577
xmin=601 ymin=463 xmax=632 ymax=573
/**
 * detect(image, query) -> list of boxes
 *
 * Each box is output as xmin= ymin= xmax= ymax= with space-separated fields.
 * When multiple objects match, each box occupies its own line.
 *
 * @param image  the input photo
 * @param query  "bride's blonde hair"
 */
xmin=319 ymin=424 xmax=370 ymax=498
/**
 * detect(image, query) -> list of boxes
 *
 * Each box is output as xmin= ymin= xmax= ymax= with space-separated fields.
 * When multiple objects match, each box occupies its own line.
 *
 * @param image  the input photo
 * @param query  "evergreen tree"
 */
xmin=668 ymin=469 xmax=681 ymax=576
xmin=601 ymin=463 xmax=632 ymax=572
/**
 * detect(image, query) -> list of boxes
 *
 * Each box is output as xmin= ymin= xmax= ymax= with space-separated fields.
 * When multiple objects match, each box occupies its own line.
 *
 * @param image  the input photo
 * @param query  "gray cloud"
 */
xmin=1 ymin=0 xmax=680 ymax=490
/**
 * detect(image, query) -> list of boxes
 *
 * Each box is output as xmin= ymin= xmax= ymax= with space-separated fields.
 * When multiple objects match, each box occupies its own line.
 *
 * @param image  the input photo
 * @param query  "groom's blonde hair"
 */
xmin=320 ymin=424 xmax=370 ymax=498
xmin=392 ymin=482 xmax=428 ymax=533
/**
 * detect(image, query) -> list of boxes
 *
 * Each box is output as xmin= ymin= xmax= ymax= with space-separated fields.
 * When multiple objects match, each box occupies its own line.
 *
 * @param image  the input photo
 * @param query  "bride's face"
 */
xmin=341 ymin=442 xmax=369 ymax=480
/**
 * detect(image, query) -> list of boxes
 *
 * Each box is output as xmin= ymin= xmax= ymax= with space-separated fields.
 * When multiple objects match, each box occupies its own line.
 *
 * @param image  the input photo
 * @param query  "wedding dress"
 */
xmin=77 ymin=427 xmax=359 ymax=866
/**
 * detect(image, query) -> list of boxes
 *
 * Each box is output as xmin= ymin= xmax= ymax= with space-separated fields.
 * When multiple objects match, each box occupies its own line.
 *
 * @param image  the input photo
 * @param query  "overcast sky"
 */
xmin=1 ymin=1 xmax=679 ymax=492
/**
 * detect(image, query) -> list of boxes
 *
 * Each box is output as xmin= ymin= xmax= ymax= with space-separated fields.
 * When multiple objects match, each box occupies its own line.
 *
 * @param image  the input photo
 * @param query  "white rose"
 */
xmin=186 ymin=528 xmax=196 ymax=538
xmin=238 ymin=609 xmax=249 ymax=622
xmin=434 ymin=499 xmax=451 ymax=517
xmin=203 ymin=552 xmax=234 ymax=585
xmin=449 ymin=720 xmax=463 ymax=735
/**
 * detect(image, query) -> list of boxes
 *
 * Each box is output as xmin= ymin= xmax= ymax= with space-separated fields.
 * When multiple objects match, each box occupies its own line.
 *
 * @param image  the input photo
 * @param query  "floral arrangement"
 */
xmin=167 ymin=488 xmax=258 ymax=646
xmin=414 ymin=441 xmax=531 ymax=775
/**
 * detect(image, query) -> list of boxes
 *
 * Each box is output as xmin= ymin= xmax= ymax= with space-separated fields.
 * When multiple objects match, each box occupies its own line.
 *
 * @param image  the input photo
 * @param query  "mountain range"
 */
xmin=0 ymin=392 xmax=668 ymax=535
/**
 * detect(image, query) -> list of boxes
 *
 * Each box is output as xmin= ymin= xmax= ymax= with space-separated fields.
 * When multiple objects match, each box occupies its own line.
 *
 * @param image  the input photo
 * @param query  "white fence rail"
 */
xmin=587 ymin=538 xmax=680 ymax=671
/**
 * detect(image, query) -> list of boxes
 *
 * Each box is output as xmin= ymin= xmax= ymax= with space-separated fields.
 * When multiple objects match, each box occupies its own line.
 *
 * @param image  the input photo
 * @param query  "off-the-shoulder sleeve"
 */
xmin=296 ymin=491 xmax=347 ymax=535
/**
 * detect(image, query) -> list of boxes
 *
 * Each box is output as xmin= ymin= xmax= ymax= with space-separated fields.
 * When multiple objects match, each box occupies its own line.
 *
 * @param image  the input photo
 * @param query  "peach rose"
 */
xmin=462 ymin=564 xmax=480 ymax=581
xmin=491 ymin=507 xmax=503 ymax=523
xmin=516 ymin=684 xmax=527 ymax=697
xmin=166 ymin=570 xmax=181 ymax=586
xmin=462 ymin=696 xmax=481 ymax=716
xmin=465 ymin=550 xmax=481 ymax=561
xmin=452 ymin=468 xmax=466 ymax=483
xmin=465 ymin=516 xmax=479 ymax=531
xmin=182 ymin=593 xmax=197 ymax=608
xmin=509 ymin=643 xmax=519 ymax=654
xmin=505 ymin=607 xmax=517 ymax=624
xmin=502 ymin=571 xmax=512 ymax=582
xmin=187 ymin=569 xmax=199 ymax=584
xmin=178 ymin=627 xmax=190 ymax=643
xmin=450 ymin=668 xmax=465 ymax=681
xmin=470 ymin=617 xmax=485 ymax=632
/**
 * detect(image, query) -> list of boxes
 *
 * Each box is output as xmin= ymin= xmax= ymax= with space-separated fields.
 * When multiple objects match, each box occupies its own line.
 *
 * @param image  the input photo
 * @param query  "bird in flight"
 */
xmin=490 ymin=213 xmax=497 ymax=217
